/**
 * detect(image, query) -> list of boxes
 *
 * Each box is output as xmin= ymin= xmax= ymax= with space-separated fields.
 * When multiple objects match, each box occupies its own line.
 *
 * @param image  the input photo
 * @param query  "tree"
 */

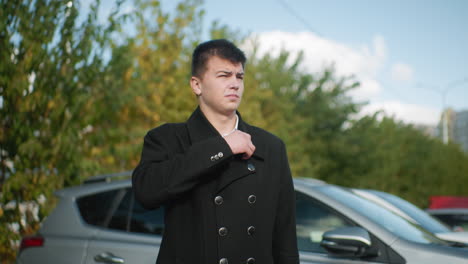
xmin=84 ymin=0 xmax=205 ymax=175
xmin=340 ymin=115 xmax=468 ymax=207
xmin=0 ymin=0 xmax=128 ymax=260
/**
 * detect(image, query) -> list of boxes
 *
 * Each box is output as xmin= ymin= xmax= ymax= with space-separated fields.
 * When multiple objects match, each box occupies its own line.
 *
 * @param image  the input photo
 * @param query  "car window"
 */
xmin=370 ymin=191 xmax=451 ymax=234
xmin=107 ymin=188 xmax=165 ymax=236
xmin=108 ymin=188 xmax=133 ymax=231
xmin=295 ymin=191 xmax=353 ymax=253
xmin=321 ymin=186 xmax=446 ymax=245
xmin=77 ymin=189 xmax=121 ymax=227
xmin=129 ymin=192 xmax=165 ymax=235
xmin=77 ymin=187 xmax=165 ymax=236
xmin=432 ymin=213 xmax=468 ymax=231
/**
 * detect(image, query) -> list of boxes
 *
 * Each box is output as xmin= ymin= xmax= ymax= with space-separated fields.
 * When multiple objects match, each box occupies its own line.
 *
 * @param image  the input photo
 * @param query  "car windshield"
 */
xmin=320 ymin=185 xmax=447 ymax=245
xmin=369 ymin=190 xmax=451 ymax=234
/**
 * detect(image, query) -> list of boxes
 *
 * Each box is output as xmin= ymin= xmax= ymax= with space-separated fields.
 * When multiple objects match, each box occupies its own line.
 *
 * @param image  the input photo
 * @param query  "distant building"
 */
xmin=436 ymin=109 xmax=468 ymax=153
xmin=453 ymin=110 xmax=468 ymax=153
xmin=413 ymin=124 xmax=438 ymax=138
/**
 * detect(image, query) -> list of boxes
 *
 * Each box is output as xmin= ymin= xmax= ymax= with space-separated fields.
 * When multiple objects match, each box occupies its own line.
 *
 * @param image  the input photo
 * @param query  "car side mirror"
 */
xmin=320 ymin=227 xmax=378 ymax=258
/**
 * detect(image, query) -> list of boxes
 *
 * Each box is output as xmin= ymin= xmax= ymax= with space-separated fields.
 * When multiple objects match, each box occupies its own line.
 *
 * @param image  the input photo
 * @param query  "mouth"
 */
xmin=225 ymin=94 xmax=239 ymax=99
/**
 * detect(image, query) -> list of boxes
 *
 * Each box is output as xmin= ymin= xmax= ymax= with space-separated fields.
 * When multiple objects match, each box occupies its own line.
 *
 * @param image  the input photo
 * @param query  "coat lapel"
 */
xmin=214 ymin=114 xmax=266 ymax=193
xmin=186 ymin=107 xmax=221 ymax=143
xmin=185 ymin=107 xmax=266 ymax=193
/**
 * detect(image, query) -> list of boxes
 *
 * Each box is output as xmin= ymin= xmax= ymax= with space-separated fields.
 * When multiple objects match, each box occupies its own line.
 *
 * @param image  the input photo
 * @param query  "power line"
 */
xmin=277 ymin=0 xmax=322 ymax=37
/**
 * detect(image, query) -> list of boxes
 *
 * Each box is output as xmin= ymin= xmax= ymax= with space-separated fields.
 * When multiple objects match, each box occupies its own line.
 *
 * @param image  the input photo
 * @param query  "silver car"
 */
xmin=352 ymin=188 xmax=468 ymax=245
xmin=16 ymin=175 xmax=468 ymax=264
xmin=427 ymin=208 xmax=468 ymax=232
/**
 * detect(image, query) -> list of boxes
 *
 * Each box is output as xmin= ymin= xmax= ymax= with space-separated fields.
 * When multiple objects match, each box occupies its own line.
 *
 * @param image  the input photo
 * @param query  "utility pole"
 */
xmin=416 ymin=77 xmax=468 ymax=144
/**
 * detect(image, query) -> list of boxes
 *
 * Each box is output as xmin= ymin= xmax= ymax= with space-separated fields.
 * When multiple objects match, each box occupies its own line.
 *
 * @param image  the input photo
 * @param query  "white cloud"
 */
xmin=391 ymin=63 xmax=414 ymax=82
xmin=244 ymin=31 xmax=386 ymax=100
xmin=244 ymin=31 xmax=437 ymax=125
xmin=360 ymin=101 xmax=439 ymax=125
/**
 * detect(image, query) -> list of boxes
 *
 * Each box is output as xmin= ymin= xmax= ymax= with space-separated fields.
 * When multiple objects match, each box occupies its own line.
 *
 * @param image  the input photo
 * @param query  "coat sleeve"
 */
xmin=132 ymin=124 xmax=233 ymax=209
xmin=272 ymin=141 xmax=299 ymax=264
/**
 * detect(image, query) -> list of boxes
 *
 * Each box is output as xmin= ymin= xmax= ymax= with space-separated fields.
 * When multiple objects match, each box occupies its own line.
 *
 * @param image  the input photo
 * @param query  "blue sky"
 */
xmin=198 ymin=0 xmax=468 ymax=125
xmin=99 ymin=0 xmax=468 ymax=125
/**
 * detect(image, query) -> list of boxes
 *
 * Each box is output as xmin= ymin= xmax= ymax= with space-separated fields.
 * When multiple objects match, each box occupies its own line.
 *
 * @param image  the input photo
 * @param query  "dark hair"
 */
xmin=191 ymin=39 xmax=246 ymax=78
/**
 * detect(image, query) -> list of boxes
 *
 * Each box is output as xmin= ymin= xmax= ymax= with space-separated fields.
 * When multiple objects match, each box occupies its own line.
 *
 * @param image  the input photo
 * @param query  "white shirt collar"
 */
xmin=222 ymin=114 xmax=239 ymax=137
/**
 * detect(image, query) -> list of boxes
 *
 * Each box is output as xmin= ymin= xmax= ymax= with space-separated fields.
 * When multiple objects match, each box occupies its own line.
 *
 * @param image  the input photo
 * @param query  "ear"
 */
xmin=190 ymin=76 xmax=202 ymax=96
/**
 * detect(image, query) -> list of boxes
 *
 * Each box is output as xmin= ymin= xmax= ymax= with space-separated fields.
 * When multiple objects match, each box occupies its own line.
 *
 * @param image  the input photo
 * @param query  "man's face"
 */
xmin=191 ymin=56 xmax=244 ymax=116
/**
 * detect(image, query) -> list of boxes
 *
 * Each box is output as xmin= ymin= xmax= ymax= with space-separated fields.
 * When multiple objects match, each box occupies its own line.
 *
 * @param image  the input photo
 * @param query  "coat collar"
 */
xmin=186 ymin=107 xmax=265 ymax=160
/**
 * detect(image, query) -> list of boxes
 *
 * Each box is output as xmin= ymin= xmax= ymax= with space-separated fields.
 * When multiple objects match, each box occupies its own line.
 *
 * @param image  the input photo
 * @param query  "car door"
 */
xmin=296 ymin=191 xmax=386 ymax=264
xmin=84 ymin=188 xmax=163 ymax=264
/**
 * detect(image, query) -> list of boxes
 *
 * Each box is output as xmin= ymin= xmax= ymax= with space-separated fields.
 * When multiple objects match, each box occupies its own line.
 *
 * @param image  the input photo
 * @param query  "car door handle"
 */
xmin=94 ymin=252 xmax=125 ymax=263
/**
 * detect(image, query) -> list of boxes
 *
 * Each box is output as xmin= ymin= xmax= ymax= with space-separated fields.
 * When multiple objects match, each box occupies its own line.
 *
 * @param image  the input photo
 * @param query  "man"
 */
xmin=132 ymin=39 xmax=299 ymax=264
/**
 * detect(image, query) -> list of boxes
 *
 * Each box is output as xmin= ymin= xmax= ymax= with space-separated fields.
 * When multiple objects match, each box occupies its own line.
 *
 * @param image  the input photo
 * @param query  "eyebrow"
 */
xmin=216 ymin=70 xmax=244 ymax=75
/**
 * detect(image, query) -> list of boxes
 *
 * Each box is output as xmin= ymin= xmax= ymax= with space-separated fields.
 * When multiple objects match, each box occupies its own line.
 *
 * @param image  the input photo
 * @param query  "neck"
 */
xmin=200 ymin=106 xmax=238 ymax=136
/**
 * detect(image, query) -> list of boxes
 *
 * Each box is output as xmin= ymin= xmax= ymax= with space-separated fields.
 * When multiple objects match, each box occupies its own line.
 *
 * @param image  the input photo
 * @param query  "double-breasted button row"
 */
xmin=219 ymin=257 xmax=254 ymax=264
xmin=215 ymin=195 xmax=255 ymax=205
xmin=210 ymin=152 xmax=224 ymax=161
xmin=217 ymin=226 xmax=255 ymax=236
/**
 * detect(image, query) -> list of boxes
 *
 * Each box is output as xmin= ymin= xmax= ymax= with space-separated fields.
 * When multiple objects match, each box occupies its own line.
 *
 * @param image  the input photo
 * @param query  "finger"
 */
xmin=242 ymin=145 xmax=255 ymax=160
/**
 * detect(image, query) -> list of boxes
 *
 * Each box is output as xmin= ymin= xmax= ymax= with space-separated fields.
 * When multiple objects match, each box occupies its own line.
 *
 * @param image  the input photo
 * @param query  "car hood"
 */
xmin=436 ymin=231 xmax=468 ymax=244
xmin=392 ymin=238 xmax=468 ymax=263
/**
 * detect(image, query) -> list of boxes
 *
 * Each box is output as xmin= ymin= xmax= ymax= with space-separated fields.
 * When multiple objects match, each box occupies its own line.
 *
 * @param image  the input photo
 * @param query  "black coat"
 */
xmin=132 ymin=107 xmax=299 ymax=264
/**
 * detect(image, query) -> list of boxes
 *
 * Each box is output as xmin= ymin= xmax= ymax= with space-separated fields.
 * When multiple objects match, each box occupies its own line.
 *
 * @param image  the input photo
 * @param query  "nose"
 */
xmin=230 ymin=83 xmax=239 ymax=90
xmin=229 ymin=76 xmax=241 ymax=90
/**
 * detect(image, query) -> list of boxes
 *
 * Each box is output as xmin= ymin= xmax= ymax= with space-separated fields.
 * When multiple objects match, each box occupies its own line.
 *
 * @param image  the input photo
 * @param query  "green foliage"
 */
xmin=334 ymin=115 xmax=468 ymax=207
xmin=84 ymin=0 xmax=205 ymax=174
xmin=0 ymin=0 xmax=129 ymax=260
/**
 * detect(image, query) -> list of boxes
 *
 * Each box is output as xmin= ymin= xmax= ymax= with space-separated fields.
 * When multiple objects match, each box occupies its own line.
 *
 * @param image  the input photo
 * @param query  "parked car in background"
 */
xmin=427 ymin=208 xmax=468 ymax=232
xmin=16 ymin=174 xmax=468 ymax=264
xmin=352 ymin=189 xmax=468 ymax=245
xmin=427 ymin=195 xmax=468 ymax=232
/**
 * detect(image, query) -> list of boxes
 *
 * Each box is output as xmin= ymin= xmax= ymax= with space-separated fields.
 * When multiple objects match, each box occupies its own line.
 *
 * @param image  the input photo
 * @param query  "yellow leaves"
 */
xmin=157 ymin=13 xmax=166 ymax=27
xmin=105 ymin=155 xmax=115 ymax=165
xmin=91 ymin=147 xmax=101 ymax=156
xmin=123 ymin=68 xmax=133 ymax=83
xmin=47 ymin=99 xmax=55 ymax=110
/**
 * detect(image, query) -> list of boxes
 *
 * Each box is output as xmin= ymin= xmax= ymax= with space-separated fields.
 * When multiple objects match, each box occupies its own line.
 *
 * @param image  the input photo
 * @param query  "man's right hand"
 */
xmin=224 ymin=130 xmax=256 ymax=159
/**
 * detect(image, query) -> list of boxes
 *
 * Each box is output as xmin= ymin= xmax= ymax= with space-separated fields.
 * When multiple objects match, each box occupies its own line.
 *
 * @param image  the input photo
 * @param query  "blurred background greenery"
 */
xmin=1 ymin=0 xmax=467 ymax=262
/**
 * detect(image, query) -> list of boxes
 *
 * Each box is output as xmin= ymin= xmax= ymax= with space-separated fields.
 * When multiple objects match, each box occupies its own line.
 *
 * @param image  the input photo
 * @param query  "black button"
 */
xmin=219 ymin=258 xmax=228 ymax=264
xmin=247 ymin=163 xmax=255 ymax=171
xmin=248 ymin=195 xmax=256 ymax=204
xmin=247 ymin=226 xmax=255 ymax=235
xmin=218 ymin=227 xmax=228 ymax=236
xmin=214 ymin=196 xmax=224 ymax=205
xmin=246 ymin=257 xmax=255 ymax=264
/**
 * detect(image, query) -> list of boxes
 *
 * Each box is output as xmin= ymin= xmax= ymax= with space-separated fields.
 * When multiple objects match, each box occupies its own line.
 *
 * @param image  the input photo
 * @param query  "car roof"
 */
xmin=427 ymin=208 xmax=468 ymax=214
xmin=55 ymin=175 xmax=327 ymax=198
xmin=293 ymin=177 xmax=327 ymax=187
xmin=55 ymin=178 xmax=132 ymax=198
